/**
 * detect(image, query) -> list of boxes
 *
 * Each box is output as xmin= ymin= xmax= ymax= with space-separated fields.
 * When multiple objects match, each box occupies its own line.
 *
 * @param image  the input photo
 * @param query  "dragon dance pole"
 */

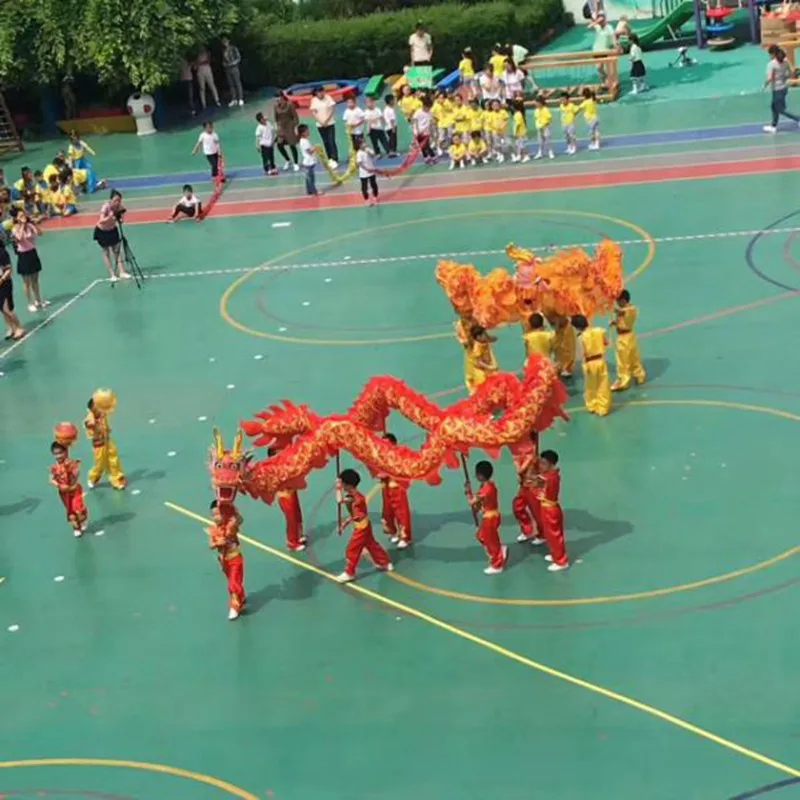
xmin=459 ymin=453 xmax=480 ymax=527
xmin=335 ymin=450 xmax=342 ymax=535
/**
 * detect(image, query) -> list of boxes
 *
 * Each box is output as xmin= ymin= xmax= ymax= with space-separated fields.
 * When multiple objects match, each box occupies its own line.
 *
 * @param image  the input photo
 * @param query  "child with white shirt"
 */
xmin=343 ymin=95 xmax=366 ymax=148
xmin=356 ymin=139 xmax=379 ymax=206
xmin=168 ymin=184 xmax=203 ymax=223
xmin=383 ymin=95 xmax=399 ymax=157
xmin=255 ymin=112 xmax=278 ymax=176
xmin=364 ymin=96 xmax=389 ymax=157
xmin=298 ymin=124 xmax=320 ymax=196
xmin=191 ymin=121 xmax=223 ymax=180
xmin=412 ymin=96 xmax=437 ymax=164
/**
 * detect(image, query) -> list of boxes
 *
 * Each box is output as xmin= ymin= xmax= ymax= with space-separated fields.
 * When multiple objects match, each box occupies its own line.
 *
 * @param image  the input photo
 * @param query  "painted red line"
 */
xmin=45 ymin=155 xmax=800 ymax=232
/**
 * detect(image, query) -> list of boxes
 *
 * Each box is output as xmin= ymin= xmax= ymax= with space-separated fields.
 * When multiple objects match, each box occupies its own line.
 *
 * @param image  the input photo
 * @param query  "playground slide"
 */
xmin=635 ymin=1 xmax=695 ymax=48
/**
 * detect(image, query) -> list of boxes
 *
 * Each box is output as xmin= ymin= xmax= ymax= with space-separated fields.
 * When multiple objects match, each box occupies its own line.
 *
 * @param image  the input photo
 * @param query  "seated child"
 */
xmin=467 ymin=130 xmax=489 ymax=164
xmin=168 ymin=184 xmax=203 ymax=223
xmin=448 ymin=133 xmax=468 ymax=170
xmin=56 ymin=171 xmax=78 ymax=216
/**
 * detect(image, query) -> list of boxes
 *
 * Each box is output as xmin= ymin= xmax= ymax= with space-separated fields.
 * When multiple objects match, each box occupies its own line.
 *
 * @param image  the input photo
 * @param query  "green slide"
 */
xmin=635 ymin=1 xmax=695 ymax=49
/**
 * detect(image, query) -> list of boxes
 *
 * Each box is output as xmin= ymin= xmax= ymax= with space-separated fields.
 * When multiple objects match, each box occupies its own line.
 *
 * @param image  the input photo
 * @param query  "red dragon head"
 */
xmin=209 ymin=428 xmax=249 ymax=504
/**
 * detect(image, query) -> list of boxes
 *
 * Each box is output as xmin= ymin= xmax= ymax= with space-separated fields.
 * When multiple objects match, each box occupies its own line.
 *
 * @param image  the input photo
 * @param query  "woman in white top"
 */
xmin=309 ymin=86 xmax=339 ymax=167
xmin=342 ymin=96 xmax=366 ymax=147
xmin=501 ymin=59 xmax=526 ymax=100
xmin=364 ymin=96 xmax=389 ymax=156
xmin=355 ymin=140 xmax=379 ymax=205
xmin=191 ymin=121 xmax=223 ymax=180
xmin=479 ymin=65 xmax=502 ymax=103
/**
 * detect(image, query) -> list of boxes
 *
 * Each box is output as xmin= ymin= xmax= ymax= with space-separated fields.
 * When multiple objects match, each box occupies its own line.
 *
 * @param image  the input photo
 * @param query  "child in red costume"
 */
xmin=336 ymin=468 xmax=393 ymax=583
xmin=466 ymin=460 xmax=509 ymax=575
xmin=207 ymin=499 xmax=247 ymax=620
xmin=268 ymin=447 xmax=307 ymax=552
xmin=535 ymin=449 xmax=570 ymax=572
xmin=49 ymin=441 xmax=88 ymax=537
xmin=380 ymin=433 xmax=413 ymax=549
xmin=512 ymin=431 xmax=546 ymax=546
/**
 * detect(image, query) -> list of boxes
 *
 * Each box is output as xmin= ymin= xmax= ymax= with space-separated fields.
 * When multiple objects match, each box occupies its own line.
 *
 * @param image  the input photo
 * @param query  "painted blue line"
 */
xmin=108 ymin=120 xmax=789 ymax=192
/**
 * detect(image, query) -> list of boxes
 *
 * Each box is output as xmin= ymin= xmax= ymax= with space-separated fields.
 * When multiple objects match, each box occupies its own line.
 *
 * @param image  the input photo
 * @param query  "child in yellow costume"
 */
xmin=610 ymin=289 xmax=646 ymax=391
xmin=465 ymin=324 xmax=498 ymax=394
xmin=552 ymin=315 xmax=576 ymax=378
xmin=523 ymin=313 xmax=555 ymax=360
xmin=572 ymin=315 xmax=612 ymax=416
xmin=84 ymin=389 xmax=126 ymax=489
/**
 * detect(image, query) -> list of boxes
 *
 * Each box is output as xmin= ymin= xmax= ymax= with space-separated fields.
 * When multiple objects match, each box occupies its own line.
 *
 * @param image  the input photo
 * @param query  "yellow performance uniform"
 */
xmin=467 ymin=138 xmax=488 ymax=160
xmin=534 ymin=106 xmax=552 ymax=131
xmin=612 ymin=305 xmax=646 ymax=390
xmin=491 ymin=109 xmax=510 ymax=135
xmin=580 ymin=98 xmax=598 ymax=124
xmin=513 ymin=110 xmax=527 ymax=138
xmin=466 ymin=339 xmax=498 ymax=394
xmin=524 ymin=329 xmax=555 ymax=360
xmin=553 ymin=321 xmax=577 ymax=376
xmin=399 ymin=95 xmax=422 ymax=120
xmin=466 ymin=107 xmax=483 ymax=134
xmin=560 ymin=102 xmax=579 ymax=127
xmin=84 ymin=410 xmax=126 ymax=489
xmin=579 ymin=327 xmax=612 ymax=416
xmin=459 ymin=57 xmax=475 ymax=80
xmin=453 ymin=106 xmax=470 ymax=135
xmin=449 ymin=142 xmax=467 ymax=162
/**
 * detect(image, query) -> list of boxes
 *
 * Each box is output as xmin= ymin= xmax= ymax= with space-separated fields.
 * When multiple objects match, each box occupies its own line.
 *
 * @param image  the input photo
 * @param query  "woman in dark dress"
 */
xmin=92 ymin=189 xmax=130 ymax=282
xmin=274 ymin=91 xmax=300 ymax=171
xmin=0 ymin=236 xmax=25 ymax=340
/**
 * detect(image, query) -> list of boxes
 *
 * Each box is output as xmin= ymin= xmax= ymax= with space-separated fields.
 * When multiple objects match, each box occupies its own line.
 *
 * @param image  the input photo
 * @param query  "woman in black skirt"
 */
xmin=11 ymin=209 xmax=47 ymax=312
xmin=92 ymin=189 xmax=130 ymax=281
xmin=0 ymin=237 xmax=25 ymax=340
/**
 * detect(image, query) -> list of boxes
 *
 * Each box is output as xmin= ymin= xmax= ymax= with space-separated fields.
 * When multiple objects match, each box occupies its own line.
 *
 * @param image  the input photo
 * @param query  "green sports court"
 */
xmin=1 ymin=88 xmax=799 ymax=799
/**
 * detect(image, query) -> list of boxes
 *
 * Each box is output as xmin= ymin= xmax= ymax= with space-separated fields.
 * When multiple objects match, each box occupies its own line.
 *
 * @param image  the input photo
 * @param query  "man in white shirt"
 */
xmin=309 ymin=86 xmax=339 ymax=168
xmin=408 ymin=22 xmax=433 ymax=66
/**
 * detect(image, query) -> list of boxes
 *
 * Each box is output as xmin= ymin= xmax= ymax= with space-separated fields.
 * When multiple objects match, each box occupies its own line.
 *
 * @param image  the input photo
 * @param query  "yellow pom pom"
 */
xmin=92 ymin=388 xmax=117 ymax=414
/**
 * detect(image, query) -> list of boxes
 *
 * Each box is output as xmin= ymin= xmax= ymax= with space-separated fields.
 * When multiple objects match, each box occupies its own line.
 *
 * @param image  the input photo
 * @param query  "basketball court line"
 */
xmin=2 ymin=222 xmax=797 ymax=362
xmin=163 ymin=500 xmax=800 ymax=781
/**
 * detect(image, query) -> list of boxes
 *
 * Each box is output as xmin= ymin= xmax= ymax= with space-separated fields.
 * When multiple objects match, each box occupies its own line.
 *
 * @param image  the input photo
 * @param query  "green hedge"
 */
xmin=243 ymin=1 xmax=569 ymax=89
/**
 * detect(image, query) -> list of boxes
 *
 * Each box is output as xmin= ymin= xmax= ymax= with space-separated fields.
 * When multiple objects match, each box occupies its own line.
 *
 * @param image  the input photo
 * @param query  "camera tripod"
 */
xmin=116 ymin=219 xmax=145 ymax=289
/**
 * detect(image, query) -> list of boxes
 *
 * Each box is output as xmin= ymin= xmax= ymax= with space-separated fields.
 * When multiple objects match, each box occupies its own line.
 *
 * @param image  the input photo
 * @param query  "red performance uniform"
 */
xmin=276 ymin=489 xmax=305 ymax=549
xmin=511 ymin=437 xmax=541 ymax=540
xmin=476 ymin=481 xmax=506 ymax=570
xmin=344 ymin=489 xmax=390 ymax=577
xmin=535 ymin=469 xmax=569 ymax=567
xmin=380 ymin=477 xmax=412 ymax=543
xmin=209 ymin=503 xmax=246 ymax=613
xmin=50 ymin=458 xmax=87 ymax=530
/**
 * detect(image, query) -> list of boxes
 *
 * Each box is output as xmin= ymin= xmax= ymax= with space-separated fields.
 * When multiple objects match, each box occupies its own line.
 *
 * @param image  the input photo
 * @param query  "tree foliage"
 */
xmin=0 ymin=0 xmax=242 ymax=92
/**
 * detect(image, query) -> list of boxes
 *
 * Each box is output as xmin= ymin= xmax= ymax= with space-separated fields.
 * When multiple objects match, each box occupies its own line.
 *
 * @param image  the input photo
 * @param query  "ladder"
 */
xmin=0 ymin=91 xmax=23 ymax=154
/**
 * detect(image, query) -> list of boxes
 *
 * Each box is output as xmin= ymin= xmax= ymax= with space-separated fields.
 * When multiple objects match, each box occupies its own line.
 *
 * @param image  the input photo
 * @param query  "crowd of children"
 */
xmin=0 ymin=133 xmax=106 ymax=235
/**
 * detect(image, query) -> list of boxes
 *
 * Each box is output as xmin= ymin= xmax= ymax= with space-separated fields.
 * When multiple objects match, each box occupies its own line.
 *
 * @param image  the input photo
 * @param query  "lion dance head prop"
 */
xmin=209 ymin=428 xmax=249 ymax=505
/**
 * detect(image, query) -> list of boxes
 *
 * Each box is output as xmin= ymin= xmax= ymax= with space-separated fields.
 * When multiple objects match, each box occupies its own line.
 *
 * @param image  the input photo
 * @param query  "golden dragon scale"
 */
xmin=239 ymin=354 xmax=569 ymax=504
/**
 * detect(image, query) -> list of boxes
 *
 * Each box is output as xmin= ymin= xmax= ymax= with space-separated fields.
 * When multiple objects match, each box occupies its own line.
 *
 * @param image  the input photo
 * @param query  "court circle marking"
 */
xmin=0 ymin=758 xmax=259 ymax=800
xmin=220 ymin=209 xmax=657 ymax=346
xmin=387 ymin=399 xmax=800 ymax=606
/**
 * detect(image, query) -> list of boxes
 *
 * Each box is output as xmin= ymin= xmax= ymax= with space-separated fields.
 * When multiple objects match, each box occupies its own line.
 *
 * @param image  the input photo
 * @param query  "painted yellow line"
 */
xmin=219 ymin=209 xmax=656 ymax=347
xmin=165 ymin=500 xmax=800 ymax=780
xmin=0 ymin=757 xmax=258 ymax=799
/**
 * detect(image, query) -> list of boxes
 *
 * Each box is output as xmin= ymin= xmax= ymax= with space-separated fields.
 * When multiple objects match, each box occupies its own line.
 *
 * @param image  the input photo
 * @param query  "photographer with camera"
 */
xmin=93 ymin=189 xmax=131 ymax=282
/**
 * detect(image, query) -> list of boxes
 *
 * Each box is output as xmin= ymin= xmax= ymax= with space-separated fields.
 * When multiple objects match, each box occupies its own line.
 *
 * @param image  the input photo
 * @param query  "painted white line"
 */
xmin=0 ymin=279 xmax=102 ymax=360
xmin=272 ymin=221 xmax=292 ymax=228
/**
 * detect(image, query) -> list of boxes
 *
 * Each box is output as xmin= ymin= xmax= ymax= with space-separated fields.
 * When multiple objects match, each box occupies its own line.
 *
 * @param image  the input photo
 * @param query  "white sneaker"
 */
xmin=81 ymin=522 xmax=88 ymax=532
xmin=510 ymin=154 xmax=520 ymax=163
xmin=545 ymin=554 xmax=553 ymax=563
xmin=283 ymin=161 xmax=292 ymax=171
xmin=377 ymin=562 xmax=394 ymax=571
xmin=87 ymin=480 xmax=95 ymax=489
xmin=521 ymin=154 xmax=530 ymax=163
xmin=459 ymin=161 xmax=465 ymax=169
xmin=484 ymin=565 xmax=504 ymax=575
xmin=390 ymin=535 xmax=400 ymax=543
xmin=531 ymin=537 xmax=546 ymax=546
xmin=548 ymin=151 xmax=555 ymax=160
xmin=28 ymin=303 xmax=37 ymax=312
xmin=73 ymin=529 xmax=83 ymax=538
xmin=548 ymin=562 xmax=570 ymax=572
xmin=516 ymin=533 xmax=532 ymax=543
xmin=38 ymin=299 xmax=51 ymax=308
xmin=763 ymin=125 xmax=777 ymax=133
xmin=228 ymin=100 xmax=237 ymax=107
xmin=588 ymin=142 xmax=600 ymax=151
xmin=336 ymin=571 xmax=355 ymax=583
xmin=534 ymin=152 xmax=543 ymax=160
xmin=110 ymin=275 xmax=118 ymax=284
xmin=238 ymin=99 xmax=245 ymax=107
xmin=289 ymin=543 xmax=306 ymax=552
xmin=328 ymin=159 xmax=338 ymax=170
xmin=292 ymin=163 xmax=299 ymax=172
xmin=396 ymin=539 xmax=410 ymax=550
xmin=228 ymin=607 xmax=240 ymax=620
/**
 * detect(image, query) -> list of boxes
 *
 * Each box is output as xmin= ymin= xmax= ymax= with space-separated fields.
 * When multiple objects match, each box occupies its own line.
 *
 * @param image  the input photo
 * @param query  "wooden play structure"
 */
xmin=521 ymin=49 xmax=620 ymax=104
xmin=0 ymin=91 xmax=23 ymax=154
